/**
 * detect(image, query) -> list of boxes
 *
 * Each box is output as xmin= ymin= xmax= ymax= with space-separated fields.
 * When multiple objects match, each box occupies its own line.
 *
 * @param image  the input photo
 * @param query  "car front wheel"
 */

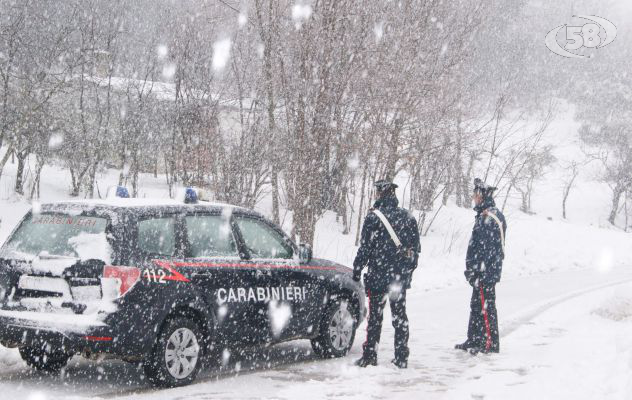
xmin=144 ymin=317 xmax=203 ymax=387
xmin=311 ymin=298 xmax=357 ymax=358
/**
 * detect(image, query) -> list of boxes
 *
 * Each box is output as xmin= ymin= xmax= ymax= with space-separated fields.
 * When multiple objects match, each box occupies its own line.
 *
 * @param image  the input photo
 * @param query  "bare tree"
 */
xmin=580 ymin=124 xmax=632 ymax=225
xmin=561 ymin=160 xmax=580 ymax=219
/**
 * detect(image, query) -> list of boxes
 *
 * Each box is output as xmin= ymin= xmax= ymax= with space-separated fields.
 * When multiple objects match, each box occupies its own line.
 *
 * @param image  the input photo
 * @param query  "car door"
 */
xmin=181 ymin=212 xmax=266 ymax=344
xmin=233 ymin=216 xmax=319 ymax=340
xmin=132 ymin=212 xmax=184 ymax=309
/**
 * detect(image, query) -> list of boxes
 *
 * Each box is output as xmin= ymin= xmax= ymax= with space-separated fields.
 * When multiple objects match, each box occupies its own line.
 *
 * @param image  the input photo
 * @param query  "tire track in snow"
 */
xmin=500 ymin=277 xmax=632 ymax=338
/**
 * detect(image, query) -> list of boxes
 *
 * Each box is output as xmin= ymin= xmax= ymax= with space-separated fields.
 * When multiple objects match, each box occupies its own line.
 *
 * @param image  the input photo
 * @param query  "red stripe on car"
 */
xmin=84 ymin=336 xmax=113 ymax=341
xmin=151 ymin=260 xmax=346 ymax=282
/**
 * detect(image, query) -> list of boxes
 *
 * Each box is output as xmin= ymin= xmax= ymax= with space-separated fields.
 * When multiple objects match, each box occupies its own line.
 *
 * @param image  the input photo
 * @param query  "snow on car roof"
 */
xmin=45 ymin=198 xmax=251 ymax=212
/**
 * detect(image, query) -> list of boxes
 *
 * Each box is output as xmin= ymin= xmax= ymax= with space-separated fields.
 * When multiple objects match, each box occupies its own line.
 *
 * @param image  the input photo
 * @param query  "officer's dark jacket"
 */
xmin=353 ymin=195 xmax=421 ymax=293
xmin=465 ymin=197 xmax=507 ymax=287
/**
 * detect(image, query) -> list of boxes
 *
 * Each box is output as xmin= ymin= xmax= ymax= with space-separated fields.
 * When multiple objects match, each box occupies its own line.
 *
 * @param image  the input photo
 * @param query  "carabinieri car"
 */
xmin=0 ymin=189 xmax=365 ymax=387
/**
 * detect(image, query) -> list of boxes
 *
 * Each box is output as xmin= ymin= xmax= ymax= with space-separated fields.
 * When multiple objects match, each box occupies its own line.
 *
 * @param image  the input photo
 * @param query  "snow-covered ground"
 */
xmin=446 ymin=276 xmax=632 ymax=400
xmin=0 ymin=109 xmax=631 ymax=399
xmin=0 ymin=269 xmax=630 ymax=400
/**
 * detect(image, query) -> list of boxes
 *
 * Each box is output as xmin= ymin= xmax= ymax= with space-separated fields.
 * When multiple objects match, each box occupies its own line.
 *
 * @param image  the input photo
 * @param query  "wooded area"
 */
xmin=1 ymin=0 xmax=630 ymax=244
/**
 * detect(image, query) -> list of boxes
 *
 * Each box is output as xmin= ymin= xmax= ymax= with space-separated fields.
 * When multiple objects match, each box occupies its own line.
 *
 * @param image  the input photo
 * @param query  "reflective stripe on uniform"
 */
xmin=485 ymin=211 xmax=505 ymax=250
xmin=372 ymin=209 xmax=402 ymax=248
xmin=479 ymin=286 xmax=492 ymax=351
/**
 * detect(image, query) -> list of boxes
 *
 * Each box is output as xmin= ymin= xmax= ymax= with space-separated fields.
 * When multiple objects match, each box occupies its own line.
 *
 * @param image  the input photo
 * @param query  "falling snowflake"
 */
xmin=238 ymin=13 xmax=248 ymax=27
xmin=374 ymin=21 xmax=384 ymax=43
xmin=212 ymin=38 xmax=232 ymax=72
xmin=291 ymin=3 xmax=312 ymax=29
xmin=268 ymin=300 xmax=292 ymax=338
xmin=48 ymin=133 xmax=63 ymax=149
xmin=222 ymin=348 xmax=231 ymax=366
xmin=348 ymin=155 xmax=360 ymax=170
xmin=162 ymin=63 xmax=176 ymax=79
xmin=156 ymin=44 xmax=168 ymax=59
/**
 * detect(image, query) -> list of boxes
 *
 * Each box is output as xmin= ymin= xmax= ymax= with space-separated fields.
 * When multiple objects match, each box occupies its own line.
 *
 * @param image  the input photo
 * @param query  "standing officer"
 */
xmin=353 ymin=179 xmax=420 ymax=368
xmin=455 ymin=178 xmax=507 ymax=355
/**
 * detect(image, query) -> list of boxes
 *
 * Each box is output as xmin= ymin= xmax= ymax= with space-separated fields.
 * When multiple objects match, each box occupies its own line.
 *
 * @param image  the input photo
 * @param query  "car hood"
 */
xmin=307 ymin=258 xmax=352 ymax=274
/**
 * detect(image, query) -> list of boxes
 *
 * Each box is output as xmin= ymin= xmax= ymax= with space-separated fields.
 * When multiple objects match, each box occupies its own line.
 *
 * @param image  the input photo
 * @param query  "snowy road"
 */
xmin=1 ymin=267 xmax=631 ymax=400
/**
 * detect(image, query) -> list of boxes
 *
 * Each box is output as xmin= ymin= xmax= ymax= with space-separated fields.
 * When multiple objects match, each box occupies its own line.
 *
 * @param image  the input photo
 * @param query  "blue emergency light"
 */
xmin=115 ymin=186 xmax=130 ymax=198
xmin=184 ymin=187 xmax=198 ymax=204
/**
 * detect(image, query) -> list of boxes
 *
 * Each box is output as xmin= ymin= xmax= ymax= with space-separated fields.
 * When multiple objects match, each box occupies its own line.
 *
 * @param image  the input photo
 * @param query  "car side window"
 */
xmin=235 ymin=217 xmax=293 ymax=259
xmin=185 ymin=215 xmax=238 ymax=258
xmin=138 ymin=217 xmax=176 ymax=256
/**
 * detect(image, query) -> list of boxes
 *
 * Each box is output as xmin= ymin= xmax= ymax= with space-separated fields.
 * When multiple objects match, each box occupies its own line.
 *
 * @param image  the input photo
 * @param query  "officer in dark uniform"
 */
xmin=353 ymin=180 xmax=420 ymax=368
xmin=455 ymin=178 xmax=507 ymax=355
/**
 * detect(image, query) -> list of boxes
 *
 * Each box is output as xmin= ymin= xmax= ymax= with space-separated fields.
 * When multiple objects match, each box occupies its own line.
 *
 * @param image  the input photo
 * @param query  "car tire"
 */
xmin=311 ymin=298 xmax=357 ymax=358
xmin=144 ymin=317 xmax=203 ymax=387
xmin=19 ymin=346 xmax=72 ymax=373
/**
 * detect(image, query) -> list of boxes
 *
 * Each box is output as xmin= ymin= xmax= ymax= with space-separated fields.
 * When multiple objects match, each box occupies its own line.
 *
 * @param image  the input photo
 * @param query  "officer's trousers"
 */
xmin=362 ymin=289 xmax=409 ymax=361
xmin=467 ymin=284 xmax=499 ymax=352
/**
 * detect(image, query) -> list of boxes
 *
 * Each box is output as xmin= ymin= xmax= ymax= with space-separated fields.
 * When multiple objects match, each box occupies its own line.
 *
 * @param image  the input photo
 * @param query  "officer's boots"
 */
xmin=469 ymin=345 xmax=500 ymax=355
xmin=355 ymin=354 xmax=377 ymax=367
xmin=454 ymin=340 xmax=474 ymax=351
xmin=391 ymin=358 xmax=407 ymax=369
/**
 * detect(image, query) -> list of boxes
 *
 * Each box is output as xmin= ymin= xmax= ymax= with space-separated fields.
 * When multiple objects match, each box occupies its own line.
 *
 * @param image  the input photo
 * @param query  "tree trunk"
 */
xmin=418 ymin=210 xmax=427 ymax=236
xmin=454 ymin=117 xmax=464 ymax=207
xmin=341 ymin=185 xmax=349 ymax=234
xmin=520 ymin=190 xmax=528 ymax=213
xmin=271 ymin=170 xmax=280 ymax=224
xmin=608 ymin=184 xmax=624 ymax=225
xmin=463 ymin=152 xmax=476 ymax=207
xmin=562 ymin=167 xmax=578 ymax=219
xmin=14 ymin=152 xmax=27 ymax=195
xmin=562 ymin=183 xmax=572 ymax=219
xmin=623 ymin=193 xmax=629 ymax=232
xmin=355 ymin=165 xmax=368 ymax=246
xmin=384 ymin=126 xmax=400 ymax=180
xmin=30 ymin=166 xmax=42 ymax=199
xmin=256 ymin=0 xmax=280 ymax=224
xmin=29 ymin=157 xmax=44 ymax=200
xmin=70 ymin=169 xmax=80 ymax=197
xmin=118 ymin=146 xmax=127 ymax=186
xmin=0 ymin=145 xmax=13 ymax=182
xmin=87 ymin=162 xmax=98 ymax=198
xmin=442 ymin=176 xmax=451 ymax=206
xmin=501 ymin=180 xmax=513 ymax=213
xmin=131 ymin=151 xmax=139 ymax=197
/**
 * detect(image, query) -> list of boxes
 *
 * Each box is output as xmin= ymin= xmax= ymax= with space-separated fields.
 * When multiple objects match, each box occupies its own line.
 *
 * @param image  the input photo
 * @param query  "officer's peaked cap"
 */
xmin=374 ymin=180 xmax=398 ymax=190
xmin=473 ymin=178 xmax=496 ymax=194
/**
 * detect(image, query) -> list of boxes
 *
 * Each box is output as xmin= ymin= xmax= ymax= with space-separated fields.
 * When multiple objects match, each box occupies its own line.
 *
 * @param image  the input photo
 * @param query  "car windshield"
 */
xmin=0 ymin=213 xmax=110 ymax=261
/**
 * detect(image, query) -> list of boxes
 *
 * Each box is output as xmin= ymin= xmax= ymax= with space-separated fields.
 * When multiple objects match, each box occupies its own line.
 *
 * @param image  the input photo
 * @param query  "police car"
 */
xmin=0 ymin=188 xmax=366 ymax=387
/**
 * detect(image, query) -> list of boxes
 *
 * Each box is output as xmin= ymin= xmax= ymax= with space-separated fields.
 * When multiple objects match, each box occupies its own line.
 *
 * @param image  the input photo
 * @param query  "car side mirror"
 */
xmin=298 ymin=243 xmax=312 ymax=264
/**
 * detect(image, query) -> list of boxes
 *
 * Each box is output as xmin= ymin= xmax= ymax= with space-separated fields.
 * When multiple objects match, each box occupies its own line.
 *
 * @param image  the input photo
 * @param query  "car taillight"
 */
xmin=103 ymin=266 xmax=140 ymax=297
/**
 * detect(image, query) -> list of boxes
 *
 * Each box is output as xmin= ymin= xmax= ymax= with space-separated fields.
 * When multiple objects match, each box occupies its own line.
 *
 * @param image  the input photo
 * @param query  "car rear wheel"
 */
xmin=144 ymin=317 xmax=203 ymax=387
xmin=311 ymin=298 xmax=357 ymax=358
xmin=19 ymin=345 xmax=72 ymax=373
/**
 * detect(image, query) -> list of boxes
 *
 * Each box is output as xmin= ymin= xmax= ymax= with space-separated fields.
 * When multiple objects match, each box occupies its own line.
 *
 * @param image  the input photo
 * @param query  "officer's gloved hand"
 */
xmin=352 ymin=272 xmax=361 ymax=282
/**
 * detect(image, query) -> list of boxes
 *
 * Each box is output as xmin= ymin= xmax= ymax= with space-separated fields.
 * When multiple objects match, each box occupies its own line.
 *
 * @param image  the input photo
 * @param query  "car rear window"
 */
xmin=0 ymin=213 xmax=110 ymax=261
xmin=137 ymin=217 xmax=176 ymax=256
